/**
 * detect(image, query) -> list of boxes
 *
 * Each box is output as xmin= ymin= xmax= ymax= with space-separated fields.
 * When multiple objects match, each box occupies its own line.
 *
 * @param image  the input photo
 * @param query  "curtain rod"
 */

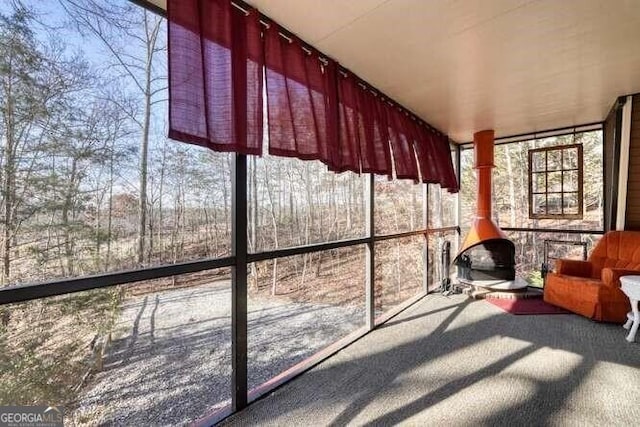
xmin=458 ymin=122 xmax=604 ymax=149
xmin=133 ymin=0 xmax=449 ymax=139
xmin=227 ymin=0 xmax=447 ymax=138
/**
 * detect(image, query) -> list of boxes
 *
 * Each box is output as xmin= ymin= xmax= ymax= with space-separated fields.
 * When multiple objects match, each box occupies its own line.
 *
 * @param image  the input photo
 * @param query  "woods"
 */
xmin=0 ymin=2 xmax=223 ymax=285
xmin=0 ymin=5 xmax=99 ymax=284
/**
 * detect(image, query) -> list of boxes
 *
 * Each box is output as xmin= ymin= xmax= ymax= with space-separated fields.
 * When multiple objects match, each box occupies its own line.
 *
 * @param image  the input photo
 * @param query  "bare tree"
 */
xmin=0 ymin=6 xmax=90 ymax=284
xmin=58 ymin=0 xmax=166 ymax=265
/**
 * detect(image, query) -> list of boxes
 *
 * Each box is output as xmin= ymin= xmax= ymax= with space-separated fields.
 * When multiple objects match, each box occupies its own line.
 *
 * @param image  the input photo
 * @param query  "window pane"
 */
xmin=563 ymin=147 xmax=579 ymax=169
xmin=564 ymin=193 xmax=580 ymax=215
xmin=533 ymin=194 xmax=547 ymax=215
xmin=505 ymin=230 xmax=600 ymax=288
xmin=249 ymin=156 xmax=365 ymax=252
xmin=375 ymin=236 xmax=424 ymax=315
xmin=375 ymin=178 xmax=424 ymax=234
xmin=547 ymin=193 xmax=563 ymax=215
xmin=563 ymin=170 xmax=579 ymax=192
xmin=547 ymin=149 xmax=562 ymax=171
xmin=477 ymin=132 xmax=600 ymax=228
xmin=429 ymin=145 xmax=458 ymax=228
xmin=459 ymin=149 xmax=476 ymax=237
xmin=0 ymin=269 xmax=232 ymax=424
xmin=532 ymin=172 xmax=546 ymax=193
xmin=248 ymin=246 xmax=366 ymax=389
xmin=548 ymin=171 xmax=563 ymax=192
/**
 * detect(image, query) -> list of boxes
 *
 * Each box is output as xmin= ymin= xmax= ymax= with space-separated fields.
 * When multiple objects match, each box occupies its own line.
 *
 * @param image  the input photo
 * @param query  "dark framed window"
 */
xmin=528 ymin=144 xmax=583 ymax=219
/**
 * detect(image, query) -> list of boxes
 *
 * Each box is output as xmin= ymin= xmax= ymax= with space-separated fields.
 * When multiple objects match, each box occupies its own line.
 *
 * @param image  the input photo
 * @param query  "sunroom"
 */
xmin=0 ymin=0 xmax=639 ymax=425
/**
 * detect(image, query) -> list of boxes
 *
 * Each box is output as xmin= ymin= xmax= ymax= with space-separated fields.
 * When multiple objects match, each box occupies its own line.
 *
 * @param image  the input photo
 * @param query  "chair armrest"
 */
xmin=554 ymin=259 xmax=593 ymax=277
xmin=601 ymin=268 xmax=640 ymax=288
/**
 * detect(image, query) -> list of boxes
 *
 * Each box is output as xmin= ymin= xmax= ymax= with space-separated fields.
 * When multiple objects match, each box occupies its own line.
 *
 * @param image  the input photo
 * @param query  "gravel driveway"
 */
xmin=72 ymin=281 xmax=364 ymax=426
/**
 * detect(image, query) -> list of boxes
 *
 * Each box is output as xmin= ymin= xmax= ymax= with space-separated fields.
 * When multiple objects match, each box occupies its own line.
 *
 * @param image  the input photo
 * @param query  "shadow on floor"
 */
xmin=224 ymin=295 xmax=640 ymax=426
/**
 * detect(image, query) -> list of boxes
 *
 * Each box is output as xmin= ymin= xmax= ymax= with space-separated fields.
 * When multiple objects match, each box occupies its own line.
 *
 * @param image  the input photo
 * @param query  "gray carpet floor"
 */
xmin=223 ymin=293 xmax=640 ymax=426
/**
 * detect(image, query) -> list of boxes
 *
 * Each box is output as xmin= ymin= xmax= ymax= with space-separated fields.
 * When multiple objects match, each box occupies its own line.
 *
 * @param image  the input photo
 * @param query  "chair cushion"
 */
xmin=544 ymin=273 xmax=602 ymax=319
xmin=590 ymin=230 xmax=640 ymax=276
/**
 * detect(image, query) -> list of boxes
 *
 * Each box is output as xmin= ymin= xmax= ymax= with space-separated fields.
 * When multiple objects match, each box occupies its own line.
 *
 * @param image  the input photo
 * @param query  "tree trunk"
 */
xmin=157 ymin=138 xmax=168 ymax=261
xmin=263 ymin=162 xmax=279 ymax=295
xmin=346 ymin=176 xmax=352 ymax=229
xmin=62 ymin=159 xmax=79 ymax=276
xmin=137 ymin=11 xmax=161 ymax=265
xmin=94 ymin=182 xmax=102 ymax=263
xmin=505 ymin=145 xmax=517 ymax=227
xmin=223 ymin=156 xmax=230 ymax=235
xmin=410 ymin=189 xmax=417 ymax=230
xmin=106 ymin=141 xmax=115 ymax=269
xmin=2 ymin=163 xmax=13 ymax=284
xmin=249 ymin=156 xmax=258 ymax=288
xmin=137 ymin=58 xmax=151 ymax=265
xmin=1 ymin=81 xmax=15 ymax=285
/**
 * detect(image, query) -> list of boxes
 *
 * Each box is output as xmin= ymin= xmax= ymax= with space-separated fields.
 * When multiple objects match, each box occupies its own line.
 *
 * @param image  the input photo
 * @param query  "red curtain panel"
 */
xmin=337 ymin=73 xmax=394 ymax=177
xmin=387 ymin=108 xmax=420 ymax=181
xmin=263 ymin=24 xmax=339 ymax=166
xmin=167 ymin=0 xmax=264 ymax=155
xmin=413 ymin=124 xmax=440 ymax=184
xmin=334 ymin=71 xmax=364 ymax=173
xmin=434 ymin=133 xmax=460 ymax=192
xmin=356 ymin=87 xmax=393 ymax=176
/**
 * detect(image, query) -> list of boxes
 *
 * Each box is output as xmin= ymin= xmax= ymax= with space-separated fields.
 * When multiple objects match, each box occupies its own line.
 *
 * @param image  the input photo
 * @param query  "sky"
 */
xmin=0 ymin=0 xmax=174 ymax=193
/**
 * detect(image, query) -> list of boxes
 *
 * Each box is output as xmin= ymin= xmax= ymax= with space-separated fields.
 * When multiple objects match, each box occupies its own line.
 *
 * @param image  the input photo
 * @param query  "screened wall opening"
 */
xmin=0 ymin=1 xmax=460 ymax=424
xmin=459 ymin=128 xmax=604 ymax=287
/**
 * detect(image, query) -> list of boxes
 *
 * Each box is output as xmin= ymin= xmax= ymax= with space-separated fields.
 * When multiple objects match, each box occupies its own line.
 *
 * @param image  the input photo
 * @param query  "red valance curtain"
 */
xmin=167 ymin=0 xmax=459 ymax=192
xmin=334 ymin=71 xmax=368 ymax=173
xmin=263 ymin=24 xmax=339 ymax=166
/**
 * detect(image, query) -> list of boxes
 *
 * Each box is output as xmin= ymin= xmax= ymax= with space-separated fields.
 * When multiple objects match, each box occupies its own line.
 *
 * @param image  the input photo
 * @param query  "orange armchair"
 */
xmin=544 ymin=231 xmax=640 ymax=323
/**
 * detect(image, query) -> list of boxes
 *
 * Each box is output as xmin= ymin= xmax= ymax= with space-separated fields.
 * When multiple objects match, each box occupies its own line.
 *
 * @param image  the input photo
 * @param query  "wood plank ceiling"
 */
xmin=150 ymin=0 xmax=640 ymax=142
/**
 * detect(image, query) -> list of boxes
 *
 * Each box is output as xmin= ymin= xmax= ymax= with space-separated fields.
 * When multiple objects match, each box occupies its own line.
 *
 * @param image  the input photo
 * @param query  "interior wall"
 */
xmin=625 ymin=95 xmax=640 ymax=230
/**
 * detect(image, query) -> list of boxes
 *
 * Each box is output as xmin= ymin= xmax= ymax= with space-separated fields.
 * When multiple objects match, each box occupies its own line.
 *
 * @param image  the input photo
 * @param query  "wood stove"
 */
xmin=453 ymin=130 xmax=517 ymax=284
xmin=456 ymin=238 xmax=515 ymax=281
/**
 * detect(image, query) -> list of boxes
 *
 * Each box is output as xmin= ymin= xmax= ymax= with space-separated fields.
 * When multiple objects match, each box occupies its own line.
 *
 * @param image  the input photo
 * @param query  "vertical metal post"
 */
xmin=231 ymin=153 xmax=248 ymax=411
xmin=365 ymin=173 xmax=375 ymax=330
xmin=455 ymin=144 xmax=462 ymax=249
xmin=423 ymin=183 xmax=429 ymax=293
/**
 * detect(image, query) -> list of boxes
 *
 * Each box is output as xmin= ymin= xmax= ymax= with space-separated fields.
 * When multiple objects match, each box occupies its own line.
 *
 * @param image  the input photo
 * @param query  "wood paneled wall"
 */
xmin=625 ymin=95 xmax=640 ymax=230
